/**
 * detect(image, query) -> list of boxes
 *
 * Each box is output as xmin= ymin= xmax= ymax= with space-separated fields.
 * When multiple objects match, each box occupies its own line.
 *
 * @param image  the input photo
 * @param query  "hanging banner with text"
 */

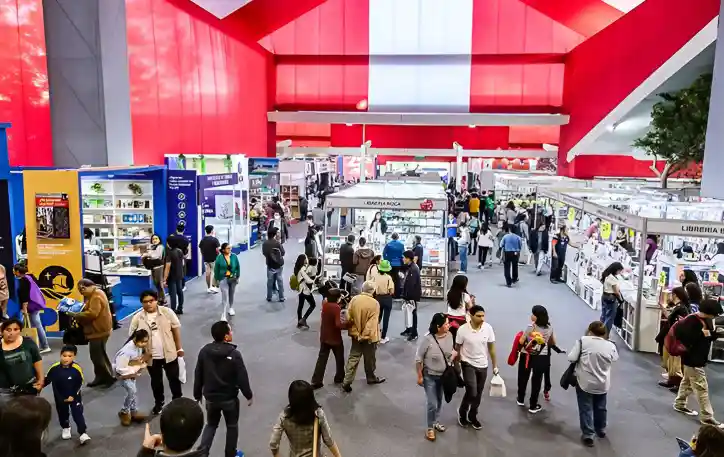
xmin=167 ymin=170 xmax=199 ymax=278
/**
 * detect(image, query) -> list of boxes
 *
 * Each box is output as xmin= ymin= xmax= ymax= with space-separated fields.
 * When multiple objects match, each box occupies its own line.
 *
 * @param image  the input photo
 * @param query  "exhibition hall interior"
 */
xmin=1 ymin=0 xmax=724 ymax=456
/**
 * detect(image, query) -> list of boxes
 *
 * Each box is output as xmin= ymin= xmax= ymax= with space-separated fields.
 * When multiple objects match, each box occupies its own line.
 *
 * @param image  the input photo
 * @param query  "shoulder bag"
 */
xmin=560 ymin=338 xmax=582 ymax=390
xmin=432 ymin=335 xmax=458 ymax=403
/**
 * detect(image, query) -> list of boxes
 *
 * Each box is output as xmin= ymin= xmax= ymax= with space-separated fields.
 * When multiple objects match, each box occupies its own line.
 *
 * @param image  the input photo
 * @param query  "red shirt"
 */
xmin=320 ymin=300 xmax=344 ymax=346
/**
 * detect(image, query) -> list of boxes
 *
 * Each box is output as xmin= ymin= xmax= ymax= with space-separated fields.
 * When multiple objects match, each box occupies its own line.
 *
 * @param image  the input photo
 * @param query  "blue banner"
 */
xmin=167 ymin=170 xmax=198 ymax=278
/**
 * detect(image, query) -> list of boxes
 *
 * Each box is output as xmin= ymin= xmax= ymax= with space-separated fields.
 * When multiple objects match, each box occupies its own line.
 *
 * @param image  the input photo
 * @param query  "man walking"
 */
xmin=339 ymin=234 xmax=356 ymax=294
xmin=342 ymin=281 xmax=386 ymax=392
xmin=73 ymin=279 xmax=114 ymax=387
xmin=400 ymin=251 xmax=422 ymax=342
xmin=167 ymin=223 xmax=190 ymax=291
xmin=199 ymin=225 xmax=220 ymax=293
xmin=195 ymin=321 xmax=253 ymax=457
xmin=455 ymin=305 xmax=498 ymax=430
xmin=262 ymin=227 xmax=286 ymax=302
xmin=500 ymin=224 xmax=522 ymax=287
xmin=164 ymin=240 xmax=186 ymax=314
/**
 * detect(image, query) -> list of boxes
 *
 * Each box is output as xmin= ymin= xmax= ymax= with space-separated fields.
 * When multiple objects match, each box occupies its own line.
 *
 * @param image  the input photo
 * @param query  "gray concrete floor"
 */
xmin=41 ymin=224 xmax=723 ymax=457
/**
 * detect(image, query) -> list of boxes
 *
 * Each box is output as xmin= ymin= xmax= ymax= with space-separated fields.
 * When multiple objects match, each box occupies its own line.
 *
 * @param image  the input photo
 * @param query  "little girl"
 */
xmin=114 ymin=329 xmax=149 ymax=426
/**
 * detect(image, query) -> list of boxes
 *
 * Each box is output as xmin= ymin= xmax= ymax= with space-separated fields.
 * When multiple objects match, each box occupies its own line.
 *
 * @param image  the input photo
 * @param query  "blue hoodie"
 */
xmin=383 ymin=239 xmax=405 ymax=267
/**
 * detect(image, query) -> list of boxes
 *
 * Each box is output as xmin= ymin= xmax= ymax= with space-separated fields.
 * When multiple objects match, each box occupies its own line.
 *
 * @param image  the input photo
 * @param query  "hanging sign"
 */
xmin=600 ymin=221 xmax=612 ymax=241
xmin=567 ymin=207 xmax=576 ymax=223
xmin=326 ymin=197 xmax=446 ymax=211
xmin=583 ymin=201 xmax=645 ymax=231
xmin=167 ymin=170 xmax=198 ymax=277
xmin=646 ymin=219 xmax=724 ymax=237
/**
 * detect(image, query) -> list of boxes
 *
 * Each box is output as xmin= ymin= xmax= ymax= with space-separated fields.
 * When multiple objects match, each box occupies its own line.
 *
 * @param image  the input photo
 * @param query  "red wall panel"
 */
xmin=330 ymin=125 xmax=510 ymax=150
xmin=516 ymin=0 xmax=624 ymax=37
xmin=0 ymin=0 xmax=52 ymax=166
xmin=558 ymin=0 xmax=718 ymax=177
xmin=127 ymin=0 xmax=272 ymax=165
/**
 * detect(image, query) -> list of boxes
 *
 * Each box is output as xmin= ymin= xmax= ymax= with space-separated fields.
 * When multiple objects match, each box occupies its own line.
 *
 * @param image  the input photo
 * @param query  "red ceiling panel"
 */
xmin=0 ymin=0 xmax=52 ymax=166
xmin=509 ymin=125 xmax=560 ymax=144
xmin=517 ymin=0 xmax=624 ymax=37
xmin=330 ymin=125 xmax=510 ymax=150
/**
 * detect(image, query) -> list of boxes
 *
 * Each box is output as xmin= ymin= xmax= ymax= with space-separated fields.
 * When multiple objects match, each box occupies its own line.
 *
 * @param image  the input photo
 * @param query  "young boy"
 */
xmin=44 ymin=344 xmax=90 ymax=444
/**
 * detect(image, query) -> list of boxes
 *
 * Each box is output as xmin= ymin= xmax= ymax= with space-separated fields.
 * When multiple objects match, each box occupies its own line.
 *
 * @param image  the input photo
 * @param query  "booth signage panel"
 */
xmin=558 ymin=194 xmax=584 ymax=210
xmin=198 ymin=173 xmax=238 ymax=189
xmin=24 ymin=170 xmax=83 ymax=332
xmin=167 ymin=170 xmax=198 ymax=278
xmin=0 ymin=180 xmax=15 ymax=299
xmin=583 ymin=201 xmax=644 ymax=231
xmin=326 ymin=197 xmax=447 ymax=211
xmin=646 ymin=219 xmax=724 ymax=237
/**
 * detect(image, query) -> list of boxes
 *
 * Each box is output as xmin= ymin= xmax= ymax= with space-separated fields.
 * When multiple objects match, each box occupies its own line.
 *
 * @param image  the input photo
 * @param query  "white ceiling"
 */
xmin=601 ymin=0 xmax=646 ymax=13
xmin=585 ymin=44 xmax=715 ymax=158
xmin=188 ymin=0 xmax=252 ymax=18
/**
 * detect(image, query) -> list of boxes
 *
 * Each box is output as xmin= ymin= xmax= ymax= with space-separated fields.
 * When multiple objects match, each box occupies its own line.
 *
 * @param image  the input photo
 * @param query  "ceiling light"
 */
xmin=469 ymin=124 xmax=476 ymax=128
xmin=346 ymin=123 xmax=353 ymax=127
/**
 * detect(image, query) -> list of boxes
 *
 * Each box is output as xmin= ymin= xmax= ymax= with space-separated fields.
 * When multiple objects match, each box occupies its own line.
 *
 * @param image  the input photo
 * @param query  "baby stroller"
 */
xmin=315 ymin=277 xmax=351 ymax=309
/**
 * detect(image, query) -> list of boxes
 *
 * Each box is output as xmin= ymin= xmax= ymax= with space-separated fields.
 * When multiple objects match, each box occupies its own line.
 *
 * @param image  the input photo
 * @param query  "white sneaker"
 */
xmin=207 ymin=288 xmax=213 ymax=294
xmin=379 ymin=337 xmax=390 ymax=344
xmin=210 ymin=287 xmax=219 ymax=293
xmin=183 ymin=286 xmax=188 ymax=292
xmin=228 ymin=308 xmax=236 ymax=316
xmin=79 ymin=433 xmax=91 ymax=444
xmin=40 ymin=347 xmax=52 ymax=355
xmin=61 ymin=428 xmax=71 ymax=440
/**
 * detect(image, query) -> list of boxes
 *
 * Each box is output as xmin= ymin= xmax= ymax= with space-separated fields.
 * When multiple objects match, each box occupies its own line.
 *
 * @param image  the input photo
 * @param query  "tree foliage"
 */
xmin=633 ymin=73 xmax=712 ymax=186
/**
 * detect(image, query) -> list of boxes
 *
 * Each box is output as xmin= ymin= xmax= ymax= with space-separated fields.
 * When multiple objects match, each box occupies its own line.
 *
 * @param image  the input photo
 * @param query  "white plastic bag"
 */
xmin=489 ymin=373 xmax=506 ymax=398
xmin=402 ymin=301 xmax=414 ymax=329
xmin=178 ymin=357 xmax=187 ymax=384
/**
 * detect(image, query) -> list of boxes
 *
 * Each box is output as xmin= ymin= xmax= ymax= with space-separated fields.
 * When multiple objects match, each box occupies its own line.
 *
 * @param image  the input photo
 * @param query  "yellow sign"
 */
xmin=567 ymin=207 xmax=575 ymax=223
xmin=600 ymin=221 xmax=612 ymax=241
xmin=659 ymin=271 xmax=667 ymax=287
xmin=24 ymin=170 xmax=83 ymax=332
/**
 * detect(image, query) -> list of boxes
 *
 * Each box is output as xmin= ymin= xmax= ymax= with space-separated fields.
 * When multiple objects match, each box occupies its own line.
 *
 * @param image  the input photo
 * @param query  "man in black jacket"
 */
xmin=262 ymin=227 xmax=286 ymax=302
xmin=401 ymin=250 xmax=422 ymax=342
xmin=137 ymin=398 xmax=207 ymax=457
xmin=339 ymin=234 xmax=356 ymax=294
xmin=194 ymin=321 xmax=253 ymax=457
xmin=673 ymin=299 xmax=724 ymax=425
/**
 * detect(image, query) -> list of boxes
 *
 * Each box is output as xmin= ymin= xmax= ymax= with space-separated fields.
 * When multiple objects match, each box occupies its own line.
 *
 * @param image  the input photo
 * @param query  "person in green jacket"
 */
xmin=214 ymin=243 xmax=240 ymax=319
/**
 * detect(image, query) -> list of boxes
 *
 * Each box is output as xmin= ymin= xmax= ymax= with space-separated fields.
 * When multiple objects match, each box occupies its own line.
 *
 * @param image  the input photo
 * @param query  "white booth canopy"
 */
xmin=326 ymin=180 xmax=447 ymax=211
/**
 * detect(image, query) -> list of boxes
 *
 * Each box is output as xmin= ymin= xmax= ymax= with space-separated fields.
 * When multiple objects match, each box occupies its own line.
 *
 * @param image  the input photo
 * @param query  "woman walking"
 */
xmin=13 ymin=264 xmax=50 ymax=354
xmin=477 ymin=222 xmax=494 ymax=269
xmin=445 ymin=275 xmax=473 ymax=341
xmin=600 ymin=262 xmax=625 ymax=333
xmin=294 ymin=254 xmax=317 ymax=330
xmin=0 ymin=318 xmax=44 ymax=403
xmin=516 ymin=305 xmax=557 ymax=413
xmin=416 ymin=313 xmax=456 ymax=442
xmin=214 ymin=243 xmax=240 ymax=318
xmin=270 ymin=380 xmax=343 ymax=457
xmin=142 ymin=234 xmax=166 ymax=304
xmin=365 ymin=255 xmax=382 ymax=282
xmin=372 ymin=260 xmax=395 ymax=344
xmin=457 ymin=220 xmax=471 ymax=273
xmin=0 ymin=263 xmax=9 ymax=320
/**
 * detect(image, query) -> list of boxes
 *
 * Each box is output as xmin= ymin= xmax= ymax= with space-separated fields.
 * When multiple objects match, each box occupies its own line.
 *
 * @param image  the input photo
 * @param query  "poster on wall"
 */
xmin=35 ymin=193 xmax=71 ymax=239
xmin=249 ymin=158 xmax=279 ymax=174
xmin=167 ymin=170 xmax=199 ymax=278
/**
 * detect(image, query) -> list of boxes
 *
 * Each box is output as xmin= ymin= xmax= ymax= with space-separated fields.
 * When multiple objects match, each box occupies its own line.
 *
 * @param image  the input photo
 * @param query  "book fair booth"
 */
xmin=537 ymin=187 xmax=724 ymax=360
xmin=323 ymin=179 xmax=449 ymax=299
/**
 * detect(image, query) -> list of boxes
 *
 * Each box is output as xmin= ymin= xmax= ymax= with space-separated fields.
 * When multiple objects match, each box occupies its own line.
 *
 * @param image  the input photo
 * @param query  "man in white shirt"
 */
xmin=567 ymin=321 xmax=619 ymax=448
xmin=454 ymin=305 xmax=498 ymax=430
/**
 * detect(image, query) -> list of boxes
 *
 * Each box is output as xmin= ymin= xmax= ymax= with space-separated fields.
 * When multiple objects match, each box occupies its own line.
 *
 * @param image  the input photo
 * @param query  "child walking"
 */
xmin=44 ymin=344 xmax=91 ymax=444
xmin=114 ymin=329 xmax=150 ymax=426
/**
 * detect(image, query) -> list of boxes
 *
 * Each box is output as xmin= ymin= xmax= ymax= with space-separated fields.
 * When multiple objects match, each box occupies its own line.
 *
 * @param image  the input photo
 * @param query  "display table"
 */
xmin=106 ymin=267 xmax=154 ymax=298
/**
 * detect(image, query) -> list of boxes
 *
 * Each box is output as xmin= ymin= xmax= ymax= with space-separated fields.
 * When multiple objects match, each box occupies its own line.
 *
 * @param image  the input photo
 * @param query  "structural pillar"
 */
xmin=42 ymin=0 xmax=134 ymax=167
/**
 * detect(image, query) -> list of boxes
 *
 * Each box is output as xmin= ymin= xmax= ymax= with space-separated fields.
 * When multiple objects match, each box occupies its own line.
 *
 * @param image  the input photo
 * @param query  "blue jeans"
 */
xmin=600 ymin=296 xmax=617 ymax=333
xmin=266 ymin=266 xmax=285 ymax=301
xmin=459 ymin=246 xmax=468 ymax=272
xmin=423 ymin=372 xmax=443 ymax=428
xmin=121 ymin=379 xmax=138 ymax=413
xmin=576 ymin=386 xmax=607 ymax=439
xmin=25 ymin=311 xmax=49 ymax=350
xmin=167 ymin=278 xmax=184 ymax=312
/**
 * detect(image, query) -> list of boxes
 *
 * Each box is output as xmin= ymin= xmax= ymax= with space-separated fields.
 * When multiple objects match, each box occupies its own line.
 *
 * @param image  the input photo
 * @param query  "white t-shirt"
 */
xmin=603 ymin=274 xmax=619 ymax=294
xmin=455 ymin=322 xmax=496 ymax=368
xmin=146 ymin=312 xmax=164 ymax=360
xmin=446 ymin=293 xmax=471 ymax=317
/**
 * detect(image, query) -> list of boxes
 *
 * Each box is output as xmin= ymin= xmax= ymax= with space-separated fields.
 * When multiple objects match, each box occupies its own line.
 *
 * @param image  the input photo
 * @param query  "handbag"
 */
xmin=312 ymin=415 xmax=320 ymax=457
xmin=21 ymin=313 xmax=39 ymax=347
xmin=560 ymin=338 xmax=582 ymax=390
xmin=432 ymin=335 xmax=458 ymax=403
xmin=402 ymin=301 xmax=414 ymax=329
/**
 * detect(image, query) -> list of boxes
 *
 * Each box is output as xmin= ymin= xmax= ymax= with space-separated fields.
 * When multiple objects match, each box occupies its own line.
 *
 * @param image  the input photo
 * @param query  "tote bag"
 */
xmin=432 ymin=336 xmax=458 ymax=403
xmin=560 ymin=338 xmax=582 ymax=390
xmin=22 ymin=312 xmax=39 ymax=347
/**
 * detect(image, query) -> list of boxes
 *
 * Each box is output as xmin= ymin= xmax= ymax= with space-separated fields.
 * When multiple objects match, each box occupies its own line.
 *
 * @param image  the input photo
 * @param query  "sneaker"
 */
xmin=516 ymin=399 xmax=525 ymax=407
xmin=457 ymin=412 xmax=469 ymax=428
xmin=528 ymin=405 xmax=543 ymax=414
xmin=152 ymin=404 xmax=164 ymax=415
xmin=673 ymin=405 xmax=699 ymax=416
xmin=40 ymin=347 xmax=52 ymax=355
xmin=582 ymin=437 xmax=595 ymax=447
xmin=79 ymin=433 xmax=91 ymax=445
xmin=367 ymin=377 xmax=386 ymax=385
xmin=176 ymin=310 xmax=184 ymax=315
xmin=478 ymin=263 xmax=483 ymax=269
xmin=401 ymin=328 xmax=411 ymax=336
xmin=341 ymin=384 xmax=352 ymax=393
xmin=61 ymin=428 xmax=71 ymax=440
xmin=228 ymin=308 xmax=236 ymax=316
xmin=700 ymin=418 xmax=724 ymax=428
xmin=379 ymin=337 xmax=390 ymax=344
xmin=311 ymin=383 xmax=324 ymax=390
xmin=406 ymin=334 xmax=418 ymax=342
xmin=207 ymin=288 xmax=214 ymax=294
xmin=211 ymin=287 xmax=219 ymax=293
xmin=300 ymin=319 xmax=310 ymax=330
xmin=596 ymin=430 xmax=607 ymax=439
xmin=182 ymin=286 xmax=187 ymax=292
xmin=469 ymin=418 xmax=482 ymax=430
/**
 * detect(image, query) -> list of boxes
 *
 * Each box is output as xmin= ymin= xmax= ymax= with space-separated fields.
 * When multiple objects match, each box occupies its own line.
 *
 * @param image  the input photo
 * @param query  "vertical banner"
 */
xmin=24 ymin=170 xmax=83 ymax=332
xmin=167 ymin=170 xmax=198 ymax=278
xmin=701 ymin=0 xmax=724 ymax=198
xmin=0 ymin=180 xmax=15 ymax=302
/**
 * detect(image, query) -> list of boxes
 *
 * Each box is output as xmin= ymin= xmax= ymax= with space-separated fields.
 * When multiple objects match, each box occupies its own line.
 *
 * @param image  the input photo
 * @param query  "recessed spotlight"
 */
xmin=346 ymin=123 xmax=353 ymax=126
xmin=469 ymin=124 xmax=476 ymax=128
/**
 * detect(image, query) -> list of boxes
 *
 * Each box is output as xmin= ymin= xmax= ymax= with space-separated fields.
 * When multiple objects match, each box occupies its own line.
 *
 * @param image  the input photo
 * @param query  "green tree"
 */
xmin=633 ymin=73 xmax=711 ymax=188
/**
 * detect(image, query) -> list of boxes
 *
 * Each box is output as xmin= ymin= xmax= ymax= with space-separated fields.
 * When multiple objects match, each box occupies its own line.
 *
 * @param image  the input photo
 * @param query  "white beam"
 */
xmin=279 ymin=147 xmax=556 ymax=159
xmin=268 ymin=111 xmax=569 ymax=126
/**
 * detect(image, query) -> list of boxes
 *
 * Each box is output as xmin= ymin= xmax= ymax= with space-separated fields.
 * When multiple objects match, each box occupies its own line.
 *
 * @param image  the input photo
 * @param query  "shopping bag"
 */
xmin=22 ymin=313 xmax=39 ymax=347
xmin=402 ymin=301 xmax=414 ymax=329
xmin=536 ymin=252 xmax=546 ymax=274
xmin=178 ymin=357 xmax=187 ymax=384
xmin=489 ymin=374 xmax=507 ymax=398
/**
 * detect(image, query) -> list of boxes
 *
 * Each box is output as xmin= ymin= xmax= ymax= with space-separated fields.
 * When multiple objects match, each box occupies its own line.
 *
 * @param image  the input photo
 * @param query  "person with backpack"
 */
xmin=672 ymin=299 xmax=724 ymax=426
xmin=293 ymin=254 xmax=317 ymax=330
xmin=311 ymin=289 xmax=346 ymax=389
xmin=13 ymin=264 xmax=50 ymax=354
